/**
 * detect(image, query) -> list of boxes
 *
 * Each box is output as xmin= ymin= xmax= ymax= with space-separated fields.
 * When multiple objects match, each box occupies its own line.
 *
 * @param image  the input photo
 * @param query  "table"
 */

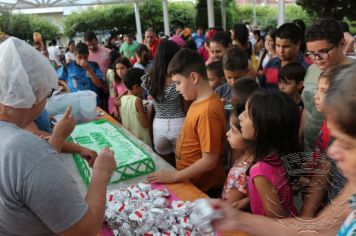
xmin=63 ymin=108 xmax=248 ymax=236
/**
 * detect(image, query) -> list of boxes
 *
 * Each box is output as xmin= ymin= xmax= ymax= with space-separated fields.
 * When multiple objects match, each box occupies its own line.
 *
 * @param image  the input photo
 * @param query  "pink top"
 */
xmin=248 ymin=157 xmax=297 ymax=216
xmin=113 ymin=81 xmax=127 ymax=98
xmin=88 ymin=46 xmax=111 ymax=76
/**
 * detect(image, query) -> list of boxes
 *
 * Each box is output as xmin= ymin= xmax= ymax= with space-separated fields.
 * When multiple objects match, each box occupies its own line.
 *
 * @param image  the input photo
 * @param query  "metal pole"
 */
xmin=278 ymin=0 xmax=285 ymax=27
xmin=162 ymin=0 xmax=170 ymax=36
xmin=207 ymin=0 xmax=215 ymax=29
xmin=221 ymin=0 xmax=226 ymax=30
xmin=133 ymin=1 xmax=143 ymax=43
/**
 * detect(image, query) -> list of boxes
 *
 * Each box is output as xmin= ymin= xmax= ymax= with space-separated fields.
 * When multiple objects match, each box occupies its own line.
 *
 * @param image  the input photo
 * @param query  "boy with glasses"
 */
xmin=301 ymin=17 xmax=354 ymax=152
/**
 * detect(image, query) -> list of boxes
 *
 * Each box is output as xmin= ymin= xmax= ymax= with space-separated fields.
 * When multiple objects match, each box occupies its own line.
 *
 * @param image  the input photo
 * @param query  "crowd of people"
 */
xmin=0 ymin=16 xmax=355 ymax=235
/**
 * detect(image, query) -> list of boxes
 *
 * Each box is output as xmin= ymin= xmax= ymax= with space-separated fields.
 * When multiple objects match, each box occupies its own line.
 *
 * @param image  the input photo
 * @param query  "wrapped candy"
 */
xmin=132 ymin=190 xmax=150 ymax=201
xmin=107 ymin=188 xmax=131 ymax=203
xmin=148 ymin=189 xmax=170 ymax=199
xmin=135 ymin=212 xmax=156 ymax=235
xmin=152 ymin=197 xmax=169 ymax=208
xmin=179 ymin=216 xmax=193 ymax=230
xmin=125 ymin=196 xmax=141 ymax=209
xmin=162 ymin=231 xmax=177 ymax=236
xmin=107 ymin=216 xmax=122 ymax=230
xmin=150 ymin=208 xmax=170 ymax=231
xmin=104 ymin=208 xmax=116 ymax=222
xmin=138 ymin=181 xmax=152 ymax=192
xmin=105 ymin=183 xmax=215 ymax=236
xmin=190 ymin=199 xmax=222 ymax=235
xmin=128 ymin=184 xmax=142 ymax=194
xmin=144 ymin=226 xmax=161 ymax=236
xmin=116 ymin=222 xmax=135 ymax=236
xmin=171 ymin=200 xmax=191 ymax=217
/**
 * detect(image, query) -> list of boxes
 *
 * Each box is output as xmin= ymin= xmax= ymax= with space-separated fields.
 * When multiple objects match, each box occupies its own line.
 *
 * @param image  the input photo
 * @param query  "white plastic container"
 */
xmin=46 ymin=90 xmax=97 ymax=123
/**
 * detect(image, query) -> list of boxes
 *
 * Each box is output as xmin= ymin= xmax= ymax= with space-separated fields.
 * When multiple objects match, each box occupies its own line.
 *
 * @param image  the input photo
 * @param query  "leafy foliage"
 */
xmin=297 ymin=0 xmax=356 ymax=20
xmin=63 ymin=0 xmax=195 ymax=37
xmin=229 ymin=4 xmax=312 ymax=31
xmin=196 ymin=0 xmax=235 ymax=29
xmin=0 ymin=10 xmax=60 ymax=41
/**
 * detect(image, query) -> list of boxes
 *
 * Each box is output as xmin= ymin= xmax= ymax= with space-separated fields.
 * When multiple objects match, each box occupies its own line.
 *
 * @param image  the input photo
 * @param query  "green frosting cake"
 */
xmin=69 ymin=119 xmax=156 ymax=187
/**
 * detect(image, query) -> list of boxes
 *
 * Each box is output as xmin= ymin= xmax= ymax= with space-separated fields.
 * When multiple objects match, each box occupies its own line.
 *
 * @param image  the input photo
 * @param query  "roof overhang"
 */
xmin=0 ymin=0 xmax=145 ymax=10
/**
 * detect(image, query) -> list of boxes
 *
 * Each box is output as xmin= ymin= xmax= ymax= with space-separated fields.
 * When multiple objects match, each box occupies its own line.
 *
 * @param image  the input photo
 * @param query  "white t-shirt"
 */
xmin=65 ymin=51 xmax=75 ymax=64
xmin=48 ymin=46 xmax=63 ymax=67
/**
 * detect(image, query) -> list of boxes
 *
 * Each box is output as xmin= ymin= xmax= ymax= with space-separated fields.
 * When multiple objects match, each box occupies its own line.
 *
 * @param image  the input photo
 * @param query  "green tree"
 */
xmin=229 ymin=5 xmax=312 ymax=31
xmin=0 ymin=10 xmax=60 ymax=41
xmin=196 ymin=0 xmax=227 ymax=29
xmin=168 ymin=2 xmax=196 ymax=31
xmin=63 ymin=0 xmax=196 ymax=37
xmin=0 ymin=13 xmax=32 ymax=40
xmin=297 ymin=0 xmax=356 ymax=20
xmin=30 ymin=16 xmax=61 ymax=41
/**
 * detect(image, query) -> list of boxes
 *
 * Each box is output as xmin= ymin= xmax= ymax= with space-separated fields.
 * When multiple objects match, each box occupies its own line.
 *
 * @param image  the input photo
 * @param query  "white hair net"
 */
xmin=0 ymin=37 xmax=58 ymax=108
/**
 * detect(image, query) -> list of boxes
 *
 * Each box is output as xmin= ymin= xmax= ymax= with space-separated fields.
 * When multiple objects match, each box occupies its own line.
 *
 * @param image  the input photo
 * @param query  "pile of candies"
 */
xmin=105 ymin=182 xmax=219 ymax=235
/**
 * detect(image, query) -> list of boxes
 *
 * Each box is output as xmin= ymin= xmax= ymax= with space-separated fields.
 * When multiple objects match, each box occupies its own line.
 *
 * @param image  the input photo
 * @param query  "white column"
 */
xmin=220 ymin=0 xmax=226 ymax=30
xmin=162 ymin=0 xmax=170 ymax=36
xmin=134 ymin=1 xmax=143 ymax=43
xmin=278 ymin=0 xmax=285 ymax=27
xmin=253 ymin=0 xmax=256 ymax=25
xmin=207 ymin=0 xmax=215 ymax=29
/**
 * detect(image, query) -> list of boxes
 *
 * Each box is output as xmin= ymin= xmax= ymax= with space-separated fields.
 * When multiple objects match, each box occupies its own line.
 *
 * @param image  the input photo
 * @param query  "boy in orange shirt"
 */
xmin=148 ymin=49 xmax=226 ymax=196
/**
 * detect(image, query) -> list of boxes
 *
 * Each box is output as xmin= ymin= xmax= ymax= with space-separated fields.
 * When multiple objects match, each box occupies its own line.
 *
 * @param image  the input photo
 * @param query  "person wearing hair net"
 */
xmin=0 ymin=37 xmax=116 ymax=235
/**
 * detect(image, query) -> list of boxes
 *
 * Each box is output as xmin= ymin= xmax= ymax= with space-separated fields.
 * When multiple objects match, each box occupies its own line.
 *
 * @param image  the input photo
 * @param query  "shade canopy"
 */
xmin=0 ymin=0 xmax=144 ymax=9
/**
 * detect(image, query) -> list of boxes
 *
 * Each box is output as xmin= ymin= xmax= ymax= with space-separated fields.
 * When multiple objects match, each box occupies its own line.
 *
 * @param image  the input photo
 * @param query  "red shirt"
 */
xmin=148 ymin=38 xmax=160 ymax=57
xmin=315 ymin=120 xmax=330 ymax=153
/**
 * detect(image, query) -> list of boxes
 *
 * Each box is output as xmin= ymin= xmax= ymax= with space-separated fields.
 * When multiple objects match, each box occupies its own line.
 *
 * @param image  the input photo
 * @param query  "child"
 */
xmin=239 ymin=90 xmax=300 ymax=217
xmin=278 ymin=62 xmax=306 ymax=111
xmin=120 ymin=68 xmax=152 ymax=147
xmin=106 ymin=50 xmax=120 ymax=115
xmin=216 ymin=48 xmax=251 ymax=104
xmin=223 ymin=104 xmax=254 ymax=208
xmin=148 ymin=49 xmax=226 ymax=196
xmin=299 ymin=65 xmax=349 ymax=218
xmin=142 ymin=40 xmax=184 ymax=166
xmin=133 ymin=44 xmax=152 ymax=73
xmin=206 ymin=31 xmax=231 ymax=65
xmin=113 ymin=57 xmax=132 ymax=118
xmin=229 ymin=77 xmax=259 ymax=166
xmin=206 ymin=60 xmax=225 ymax=90
xmin=231 ymin=77 xmax=259 ymax=108
xmin=314 ymin=65 xmax=351 ymax=153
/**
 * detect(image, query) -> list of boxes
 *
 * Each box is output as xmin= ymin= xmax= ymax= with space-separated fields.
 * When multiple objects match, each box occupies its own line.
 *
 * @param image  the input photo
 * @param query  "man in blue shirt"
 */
xmin=57 ymin=42 xmax=106 ymax=105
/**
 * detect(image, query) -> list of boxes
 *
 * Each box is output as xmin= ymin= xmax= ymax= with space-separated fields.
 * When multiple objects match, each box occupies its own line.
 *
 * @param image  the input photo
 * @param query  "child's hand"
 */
xmin=79 ymin=59 xmax=90 ymax=70
xmin=147 ymin=170 xmax=177 ymax=184
xmin=78 ymin=146 xmax=97 ymax=167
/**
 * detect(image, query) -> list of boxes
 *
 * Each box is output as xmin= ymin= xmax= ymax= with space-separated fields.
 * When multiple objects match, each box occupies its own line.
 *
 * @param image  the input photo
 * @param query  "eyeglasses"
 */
xmin=306 ymin=45 xmax=335 ymax=60
xmin=46 ymin=88 xmax=55 ymax=99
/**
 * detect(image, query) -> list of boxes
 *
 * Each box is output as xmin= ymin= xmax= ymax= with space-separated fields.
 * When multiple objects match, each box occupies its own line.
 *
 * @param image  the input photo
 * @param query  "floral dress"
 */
xmin=221 ymin=161 xmax=250 ymax=200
